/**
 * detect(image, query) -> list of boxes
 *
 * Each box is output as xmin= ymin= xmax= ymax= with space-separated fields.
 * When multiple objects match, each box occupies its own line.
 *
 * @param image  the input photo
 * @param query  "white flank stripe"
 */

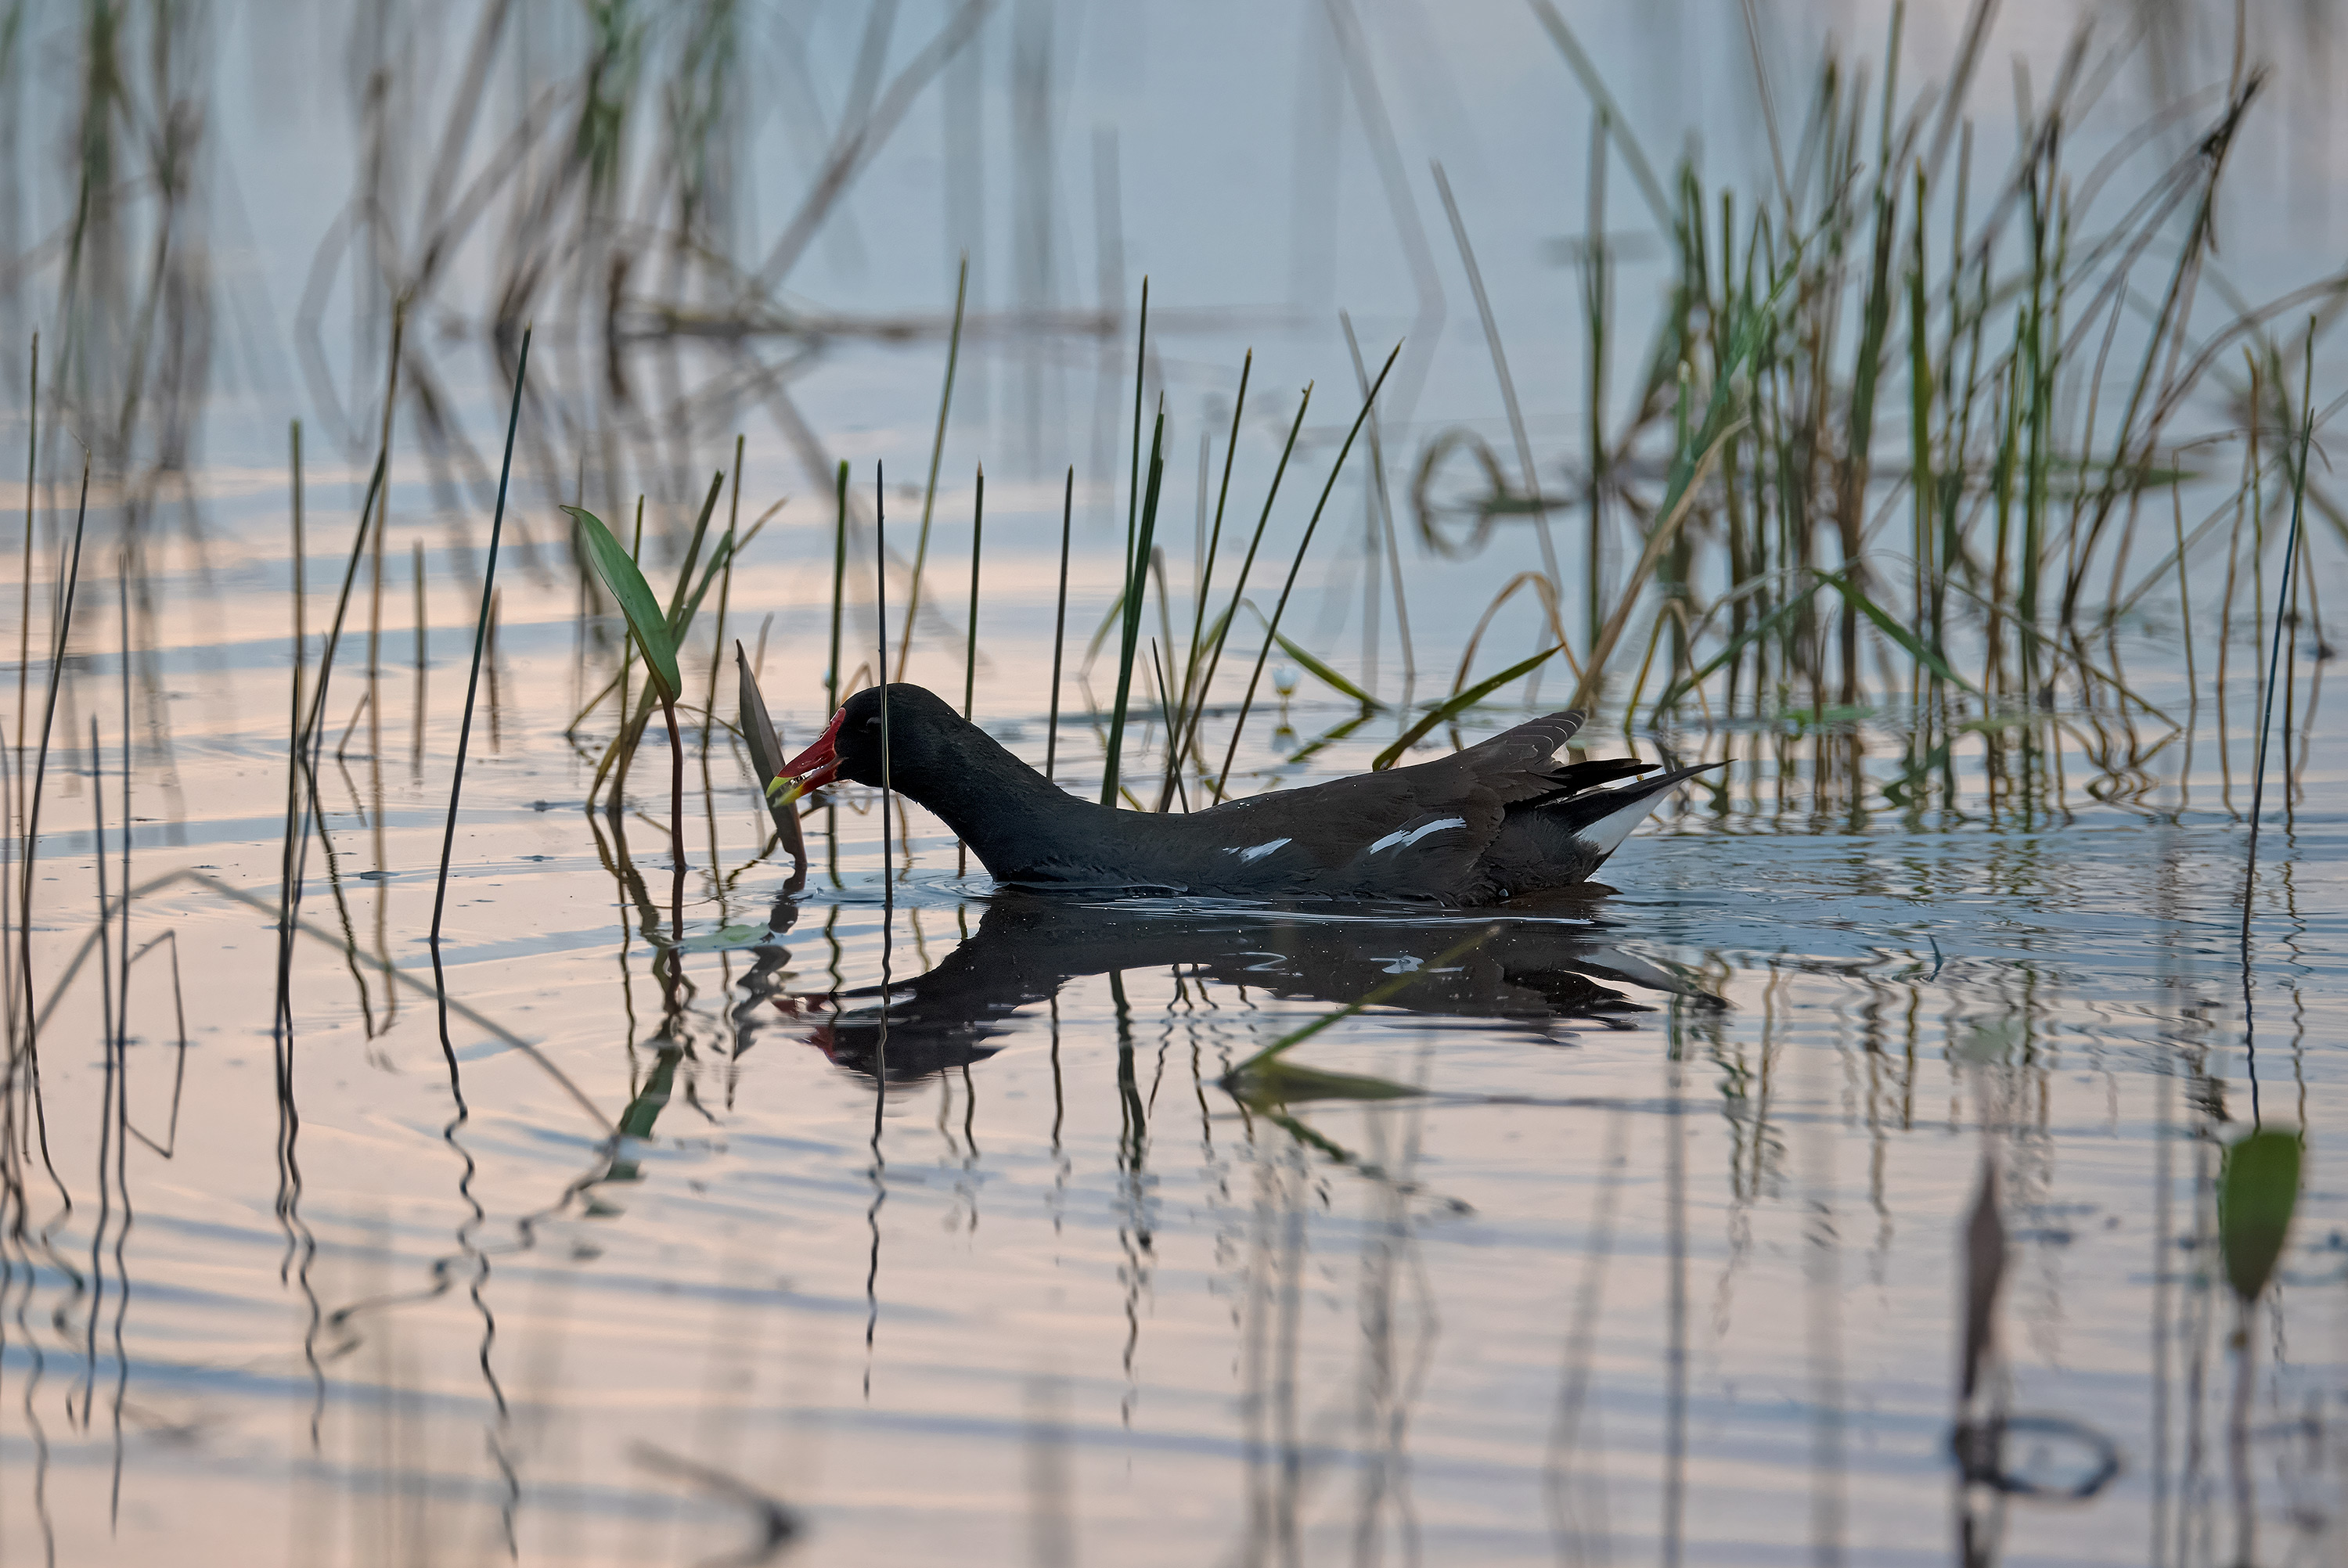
xmin=1366 ymin=815 xmax=1468 ymax=854
xmin=1572 ymin=790 xmax=1664 ymax=858
xmin=1222 ymin=837 xmax=1292 ymax=863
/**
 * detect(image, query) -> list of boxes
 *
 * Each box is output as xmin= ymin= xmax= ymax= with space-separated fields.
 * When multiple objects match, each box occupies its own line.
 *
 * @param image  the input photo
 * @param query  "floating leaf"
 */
xmin=564 ymin=505 xmax=682 ymax=703
xmin=1372 ymin=645 xmax=1565 ymax=771
xmin=677 ymin=922 xmax=777 ymax=952
xmin=2218 ymin=1128 xmax=2302 ymax=1304
xmin=1226 ymin=1059 xmax=1421 ymax=1112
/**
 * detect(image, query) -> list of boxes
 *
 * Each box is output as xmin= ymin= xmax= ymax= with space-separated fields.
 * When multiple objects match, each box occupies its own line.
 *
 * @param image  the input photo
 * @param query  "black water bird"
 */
xmin=781 ymin=683 xmax=1716 ymax=902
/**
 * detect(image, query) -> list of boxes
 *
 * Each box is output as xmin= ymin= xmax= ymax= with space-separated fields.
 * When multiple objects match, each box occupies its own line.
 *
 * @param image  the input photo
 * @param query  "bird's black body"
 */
xmin=790 ymin=684 xmax=1715 ymax=904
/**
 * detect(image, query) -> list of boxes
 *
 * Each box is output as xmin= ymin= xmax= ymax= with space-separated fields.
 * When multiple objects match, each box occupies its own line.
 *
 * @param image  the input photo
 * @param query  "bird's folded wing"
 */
xmin=1413 ymin=709 xmax=1589 ymax=805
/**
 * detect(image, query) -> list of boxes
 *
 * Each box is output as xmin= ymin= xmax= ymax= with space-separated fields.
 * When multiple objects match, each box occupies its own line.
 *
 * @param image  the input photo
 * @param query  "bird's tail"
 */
xmin=1547 ymin=761 xmax=1727 ymax=862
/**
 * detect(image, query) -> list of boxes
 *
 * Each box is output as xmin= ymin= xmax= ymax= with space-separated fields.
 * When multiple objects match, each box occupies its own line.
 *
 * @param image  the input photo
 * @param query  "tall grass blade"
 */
xmin=962 ymin=466 xmax=984 ymax=720
xmin=1373 ymin=643 xmax=1565 ymax=771
xmin=1266 ymin=621 xmax=1378 ymax=710
xmin=828 ymin=460 xmax=848 ymax=714
xmin=1214 ymin=346 xmax=1399 ymax=799
xmin=428 ymin=326 xmax=531 ymax=973
xmin=1046 ymin=467 xmax=1072 ymax=782
xmin=1172 ymin=384 xmax=1313 ymax=800
xmin=899 ymin=254 xmax=971 ymax=681
xmin=1100 ymin=409 xmax=1166 ymax=807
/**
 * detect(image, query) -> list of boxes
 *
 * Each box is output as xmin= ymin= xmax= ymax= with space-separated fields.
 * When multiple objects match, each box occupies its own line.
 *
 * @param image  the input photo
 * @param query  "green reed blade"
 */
xmin=565 ymin=505 xmax=681 ymax=703
xmin=899 ymin=253 xmax=969 ymax=682
xmin=1373 ymin=644 xmax=1564 ymax=771
xmin=827 ymin=459 xmax=848 ymax=714
xmin=1265 ymin=622 xmax=1378 ymax=710
xmin=1213 ymin=347 xmax=1397 ymax=800
xmin=1655 ymin=578 xmax=1826 ymax=712
xmin=1816 ymin=570 xmax=1982 ymax=696
xmin=963 ymin=466 xmax=983 ymax=720
xmin=1046 ymin=466 xmax=1073 ymax=781
xmin=1101 ymin=411 xmax=1167 ymax=807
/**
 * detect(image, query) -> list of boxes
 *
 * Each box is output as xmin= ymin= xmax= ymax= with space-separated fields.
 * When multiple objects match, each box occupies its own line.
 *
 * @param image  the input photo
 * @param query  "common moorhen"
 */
xmin=780 ymin=683 xmax=1716 ymax=903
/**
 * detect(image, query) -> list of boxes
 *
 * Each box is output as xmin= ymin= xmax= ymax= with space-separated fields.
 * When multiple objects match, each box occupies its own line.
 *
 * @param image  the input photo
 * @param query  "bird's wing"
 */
xmin=1395 ymin=709 xmax=1590 ymax=806
xmin=1190 ymin=768 xmax=1505 ymax=893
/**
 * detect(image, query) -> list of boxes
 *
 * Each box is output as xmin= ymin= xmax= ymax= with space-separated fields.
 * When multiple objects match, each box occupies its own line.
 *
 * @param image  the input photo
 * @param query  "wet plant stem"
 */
xmin=959 ymin=467 xmax=984 ymax=874
xmin=427 ymin=327 xmax=531 ymax=1065
xmin=828 ymin=459 xmax=850 ymax=714
xmin=899 ymin=255 xmax=969 ymax=682
xmin=1046 ymin=466 xmax=1071 ymax=781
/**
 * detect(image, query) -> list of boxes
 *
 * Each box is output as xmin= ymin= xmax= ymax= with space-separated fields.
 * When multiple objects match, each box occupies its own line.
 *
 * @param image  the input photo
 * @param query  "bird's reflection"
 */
xmin=766 ymin=892 xmax=1719 ymax=1085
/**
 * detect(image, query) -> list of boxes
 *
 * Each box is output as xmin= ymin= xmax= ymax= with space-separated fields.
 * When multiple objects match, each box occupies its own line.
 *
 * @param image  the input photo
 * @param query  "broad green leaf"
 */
xmin=1372 ymin=645 xmax=1565 ymax=771
xmin=565 ymin=505 xmax=682 ymax=703
xmin=2219 ymin=1129 xmax=2302 ymax=1303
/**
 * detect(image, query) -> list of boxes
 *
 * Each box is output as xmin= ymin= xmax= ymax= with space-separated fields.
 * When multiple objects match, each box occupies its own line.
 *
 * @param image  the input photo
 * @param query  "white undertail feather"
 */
xmin=1570 ymin=789 xmax=1669 ymax=858
xmin=1366 ymin=816 xmax=1467 ymax=854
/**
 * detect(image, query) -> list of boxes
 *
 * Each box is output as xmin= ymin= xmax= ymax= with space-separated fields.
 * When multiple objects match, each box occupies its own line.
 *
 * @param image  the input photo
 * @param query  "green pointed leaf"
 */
xmin=1372 ymin=645 xmax=1565 ymax=771
xmin=1817 ymin=570 xmax=1982 ymax=696
xmin=2219 ymin=1129 xmax=2302 ymax=1303
xmin=1655 ymin=579 xmax=1828 ymax=710
xmin=1257 ymin=612 xmax=1380 ymax=709
xmin=736 ymin=640 xmax=785 ymax=786
xmin=1284 ymin=709 xmax=1375 ymax=766
xmin=565 ymin=505 xmax=682 ymax=703
xmin=736 ymin=641 xmax=808 ymax=867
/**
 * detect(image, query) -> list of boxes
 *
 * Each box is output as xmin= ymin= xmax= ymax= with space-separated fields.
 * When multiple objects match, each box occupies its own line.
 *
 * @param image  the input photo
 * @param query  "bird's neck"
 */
xmin=889 ymin=725 xmax=1115 ymax=876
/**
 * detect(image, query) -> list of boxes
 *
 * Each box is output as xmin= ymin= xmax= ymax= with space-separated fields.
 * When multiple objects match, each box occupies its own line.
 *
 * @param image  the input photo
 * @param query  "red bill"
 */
xmin=778 ymin=707 xmax=847 ymax=795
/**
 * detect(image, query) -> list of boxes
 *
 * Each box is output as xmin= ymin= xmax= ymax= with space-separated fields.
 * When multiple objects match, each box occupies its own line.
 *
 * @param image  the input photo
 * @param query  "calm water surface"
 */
xmin=1 ymin=561 xmax=2338 ymax=1566
xmin=3 ymin=2 xmax=2346 ymax=1563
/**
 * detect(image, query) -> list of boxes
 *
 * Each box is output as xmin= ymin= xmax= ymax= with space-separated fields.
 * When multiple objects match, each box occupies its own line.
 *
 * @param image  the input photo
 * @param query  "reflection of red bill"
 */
xmin=774 ymin=993 xmax=841 ymax=1063
xmin=779 ymin=708 xmax=845 ymax=795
